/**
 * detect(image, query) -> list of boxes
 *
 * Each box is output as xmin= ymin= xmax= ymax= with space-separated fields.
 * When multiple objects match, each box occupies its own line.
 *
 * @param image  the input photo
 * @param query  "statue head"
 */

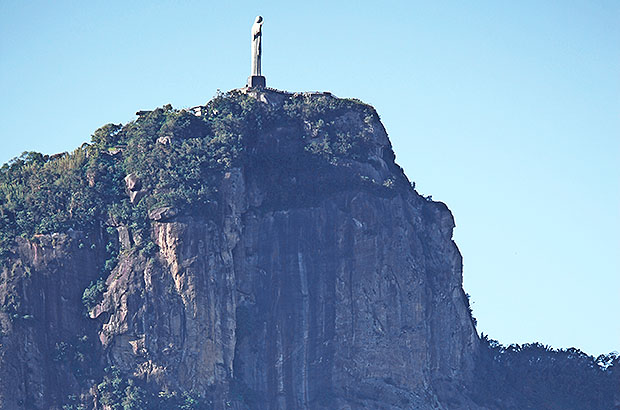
xmin=255 ymin=16 xmax=263 ymax=24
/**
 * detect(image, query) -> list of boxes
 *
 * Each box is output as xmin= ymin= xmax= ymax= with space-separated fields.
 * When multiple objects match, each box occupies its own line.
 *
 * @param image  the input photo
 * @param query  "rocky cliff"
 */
xmin=0 ymin=89 xmax=615 ymax=410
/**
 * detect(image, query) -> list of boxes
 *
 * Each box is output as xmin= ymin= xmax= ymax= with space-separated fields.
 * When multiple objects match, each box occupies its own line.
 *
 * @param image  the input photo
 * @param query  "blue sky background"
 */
xmin=1 ymin=1 xmax=618 ymax=356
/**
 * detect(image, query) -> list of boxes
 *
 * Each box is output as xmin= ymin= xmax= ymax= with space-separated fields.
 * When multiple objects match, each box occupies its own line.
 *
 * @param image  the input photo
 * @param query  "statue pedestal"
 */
xmin=247 ymin=76 xmax=266 ymax=88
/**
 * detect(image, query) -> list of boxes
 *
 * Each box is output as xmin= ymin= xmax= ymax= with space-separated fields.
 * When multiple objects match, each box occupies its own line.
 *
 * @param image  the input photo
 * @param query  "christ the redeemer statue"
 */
xmin=248 ymin=16 xmax=266 ymax=88
xmin=251 ymin=16 xmax=263 ymax=76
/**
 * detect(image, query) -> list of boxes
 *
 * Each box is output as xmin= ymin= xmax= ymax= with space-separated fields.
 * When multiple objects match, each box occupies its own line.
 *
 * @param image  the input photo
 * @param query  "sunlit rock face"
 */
xmin=0 ymin=90 xmax=481 ymax=409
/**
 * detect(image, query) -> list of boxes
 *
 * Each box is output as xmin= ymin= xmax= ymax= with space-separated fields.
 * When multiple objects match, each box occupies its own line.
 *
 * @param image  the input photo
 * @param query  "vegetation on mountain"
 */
xmin=61 ymin=366 xmax=210 ymax=410
xmin=472 ymin=335 xmax=619 ymax=409
xmin=0 ymin=91 xmax=383 ymax=259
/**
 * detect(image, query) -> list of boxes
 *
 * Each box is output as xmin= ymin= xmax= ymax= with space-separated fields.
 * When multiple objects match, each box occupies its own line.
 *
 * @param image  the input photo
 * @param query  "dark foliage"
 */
xmin=82 ymin=278 xmax=106 ymax=312
xmin=0 ymin=148 xmax=123 ymax=258
xmin=72 ymin=366 xmax=212 ymax=409
xmin=472 ymin=334 xmax=619 ymax=410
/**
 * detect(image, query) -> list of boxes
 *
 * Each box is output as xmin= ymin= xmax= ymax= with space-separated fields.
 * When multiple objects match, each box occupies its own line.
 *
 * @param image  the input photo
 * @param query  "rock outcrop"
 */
xmin=0 ymin=89 xmax=481 ymax=409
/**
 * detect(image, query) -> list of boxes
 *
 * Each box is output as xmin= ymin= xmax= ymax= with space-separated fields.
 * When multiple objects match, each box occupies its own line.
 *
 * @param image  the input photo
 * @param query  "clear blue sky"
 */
xmin=1 ymin=1 xmax=618 ymax=356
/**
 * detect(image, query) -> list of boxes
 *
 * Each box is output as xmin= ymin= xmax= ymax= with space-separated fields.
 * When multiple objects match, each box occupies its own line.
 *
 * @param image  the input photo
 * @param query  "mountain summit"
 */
xmin=0 ymin=89 xmax=616 ymax=409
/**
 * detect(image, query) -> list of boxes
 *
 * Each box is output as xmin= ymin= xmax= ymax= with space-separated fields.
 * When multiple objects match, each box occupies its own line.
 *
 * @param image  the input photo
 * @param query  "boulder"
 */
xmin=148 ymin=206 xmax=179 ymax=222
xmin=117 ymin=226 xmax=133 ymax=250
xmin=124 ymin=173 xmax=141 ymax=192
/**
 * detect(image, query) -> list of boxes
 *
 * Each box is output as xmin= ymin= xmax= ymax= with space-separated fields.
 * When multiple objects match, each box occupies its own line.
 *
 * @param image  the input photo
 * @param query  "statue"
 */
xmin=251 ymin=16 xmax=263 ymax=76
xmin=248 ymin=16 xmax=266 ymax=88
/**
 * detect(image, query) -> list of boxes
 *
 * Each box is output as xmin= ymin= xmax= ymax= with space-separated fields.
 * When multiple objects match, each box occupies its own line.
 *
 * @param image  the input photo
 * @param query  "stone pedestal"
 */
xmin=247 ymin=75 xmax=266 ymax=88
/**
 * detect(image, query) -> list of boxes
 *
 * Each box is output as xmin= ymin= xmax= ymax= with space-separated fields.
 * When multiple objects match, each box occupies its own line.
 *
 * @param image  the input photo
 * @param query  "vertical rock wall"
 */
xmin=0 ymin=233 xmax=102 ymax=409
xmin=232 ymin=185 xmax=479 ymax=409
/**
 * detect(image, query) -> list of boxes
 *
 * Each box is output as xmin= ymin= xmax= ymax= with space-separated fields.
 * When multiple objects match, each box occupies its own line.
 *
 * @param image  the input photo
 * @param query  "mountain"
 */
xmin=0 ymin=89 xmax=616 ymax=409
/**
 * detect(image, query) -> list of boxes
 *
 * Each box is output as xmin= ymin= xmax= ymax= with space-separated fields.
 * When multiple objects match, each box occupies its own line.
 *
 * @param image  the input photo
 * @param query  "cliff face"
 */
xmin=0 ymin=233 xmax=103 ymax=409
xmin=0 ymin=89 xmax=480 ymax=409
xmin=229 ymin=188 xmax=477 ymax=409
